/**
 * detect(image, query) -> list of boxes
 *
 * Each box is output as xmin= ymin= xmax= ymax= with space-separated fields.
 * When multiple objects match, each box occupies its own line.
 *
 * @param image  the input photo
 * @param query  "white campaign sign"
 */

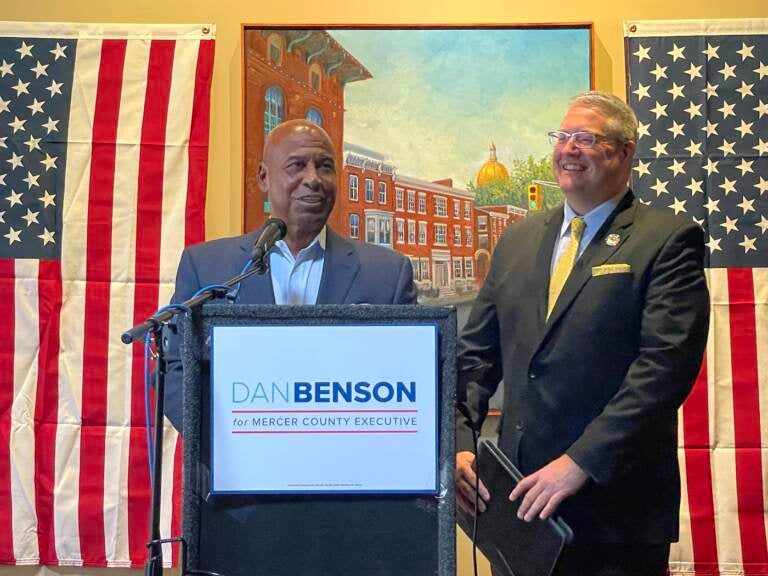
xmin=210 ymin=324 xmax=439 ymax=494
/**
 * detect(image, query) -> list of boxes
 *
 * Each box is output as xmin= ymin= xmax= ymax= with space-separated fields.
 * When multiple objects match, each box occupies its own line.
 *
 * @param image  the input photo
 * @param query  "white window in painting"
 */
xmin=435 ymin=196 xmax=447 ymax=217
xmin=349 ymin=214 xmax=359 ymax=239
xmin=464 ymin=257 xmax=474 ymax=278
xmin=365 ymin=212 xmax=393 ymax=246
xmin=365 ymin=178 xmax=374 ymax=202
xmin=420 ymin=258 xmax=430 ymax=281
xmin=434 ymin=223 xmax=447 ymax=245
xmin=453 ymin=257 xmax=463 ymax=279
xmin=396 ymin=187 xmax=404 ymax=211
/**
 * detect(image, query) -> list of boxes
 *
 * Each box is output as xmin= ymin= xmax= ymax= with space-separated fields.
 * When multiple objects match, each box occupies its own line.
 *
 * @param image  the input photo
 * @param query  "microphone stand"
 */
xmin=122 ymin=257 xmax=269 ymax=576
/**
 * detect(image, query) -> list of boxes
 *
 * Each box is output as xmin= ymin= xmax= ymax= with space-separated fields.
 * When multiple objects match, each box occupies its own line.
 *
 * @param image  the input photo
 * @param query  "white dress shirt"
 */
xmin=268 ymin=227 xmax=326 ymax=305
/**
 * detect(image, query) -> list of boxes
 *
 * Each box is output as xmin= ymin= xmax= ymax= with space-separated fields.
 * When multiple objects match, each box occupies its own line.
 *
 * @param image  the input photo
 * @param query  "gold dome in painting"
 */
xmin=476 ymin=142 xmax=509 ymax=187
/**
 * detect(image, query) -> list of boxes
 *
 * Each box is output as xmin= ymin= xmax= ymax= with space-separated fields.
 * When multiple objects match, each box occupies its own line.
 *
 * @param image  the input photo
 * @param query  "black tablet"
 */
xmin=457 ymin=439 xmax=574 ymax=576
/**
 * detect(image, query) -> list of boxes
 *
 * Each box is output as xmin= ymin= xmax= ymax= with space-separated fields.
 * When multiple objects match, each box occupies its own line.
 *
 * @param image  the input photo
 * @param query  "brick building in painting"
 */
xmin=474 ymin=205 xmax=527 ymax=281
xmin=341 ymin=144 xmax=477 ymax=298
xmin=243 ymin=29 xmax=371 ymax=232
xmin=339 ymin=143 xmax=397 ymax=252
xmin=393 ymin=175 xmax=476 ymax=297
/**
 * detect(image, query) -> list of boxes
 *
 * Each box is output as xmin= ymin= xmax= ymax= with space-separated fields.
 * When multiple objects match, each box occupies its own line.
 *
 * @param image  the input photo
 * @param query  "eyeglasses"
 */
xmin=548 ymin=130 xmax=617 ymax=149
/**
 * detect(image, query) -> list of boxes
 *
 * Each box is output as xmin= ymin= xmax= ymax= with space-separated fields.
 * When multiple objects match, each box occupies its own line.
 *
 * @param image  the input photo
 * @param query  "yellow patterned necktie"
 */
xmin=547 ymin=217 xmax=585 ymax=318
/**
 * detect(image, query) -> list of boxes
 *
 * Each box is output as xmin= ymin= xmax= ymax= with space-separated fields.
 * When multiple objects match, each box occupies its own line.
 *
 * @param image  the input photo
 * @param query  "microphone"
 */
xmin=251 ymin=217 xmax=287 ymax=264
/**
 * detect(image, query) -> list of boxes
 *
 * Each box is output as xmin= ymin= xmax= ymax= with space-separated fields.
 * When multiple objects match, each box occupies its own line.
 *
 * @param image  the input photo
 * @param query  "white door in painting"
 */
xmin=434 ymin=261 xmax=449 ymax=289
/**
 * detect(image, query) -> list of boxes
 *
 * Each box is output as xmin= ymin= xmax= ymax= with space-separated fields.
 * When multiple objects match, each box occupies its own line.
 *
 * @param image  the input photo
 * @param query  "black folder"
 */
xmin=456 ymin=439 xmax=574 ymax=576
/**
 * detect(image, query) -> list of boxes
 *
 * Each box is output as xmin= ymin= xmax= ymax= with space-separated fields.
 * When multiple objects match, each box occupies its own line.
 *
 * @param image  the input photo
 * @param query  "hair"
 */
xmin=568 ymin=91 xmax=638 ymax=142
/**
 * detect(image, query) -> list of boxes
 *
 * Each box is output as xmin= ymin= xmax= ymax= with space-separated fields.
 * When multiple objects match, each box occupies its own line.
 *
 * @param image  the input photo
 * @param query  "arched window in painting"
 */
xmin=264 ymin=85 xmax=284 ymax=134
xmin=267 ymin=33 xmax=283 ymax=66
xmin=309 ymin=62 xmax=323 ymax=92
xmin=306 ymin=107 xmax=323 ymax=126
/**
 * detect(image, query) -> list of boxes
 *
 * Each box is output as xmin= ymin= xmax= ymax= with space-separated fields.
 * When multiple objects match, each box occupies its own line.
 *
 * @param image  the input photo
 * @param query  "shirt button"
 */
xmin=515 ymin=421 xmax=524 ymax=431
xmin=529 ymin=372 xmax=537 ymax=379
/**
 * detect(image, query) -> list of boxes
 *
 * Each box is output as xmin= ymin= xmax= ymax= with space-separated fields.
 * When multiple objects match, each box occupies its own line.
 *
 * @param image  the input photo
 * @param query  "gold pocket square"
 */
xmin=592 ymin=263 xmax=631 ymax=277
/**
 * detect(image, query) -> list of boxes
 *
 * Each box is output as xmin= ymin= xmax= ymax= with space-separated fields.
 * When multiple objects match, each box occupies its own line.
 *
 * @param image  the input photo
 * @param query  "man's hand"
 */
xmin=456 ymin=451 xmax=491 ymax=515
xmin=509 ymin=454 xmax=588 ymax=521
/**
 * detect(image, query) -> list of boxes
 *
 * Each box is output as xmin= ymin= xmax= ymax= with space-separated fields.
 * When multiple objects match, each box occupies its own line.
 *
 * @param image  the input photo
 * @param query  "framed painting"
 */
xmin=242 ymin=24 xmax=592 ymax=300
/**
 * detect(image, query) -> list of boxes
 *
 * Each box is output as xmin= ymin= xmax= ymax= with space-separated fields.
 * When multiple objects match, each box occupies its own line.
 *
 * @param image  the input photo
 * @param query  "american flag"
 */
xmin=0 ymin=22 xmax=214 ymax=567
xmin=625 ymin=19 xmax=767 ymax=576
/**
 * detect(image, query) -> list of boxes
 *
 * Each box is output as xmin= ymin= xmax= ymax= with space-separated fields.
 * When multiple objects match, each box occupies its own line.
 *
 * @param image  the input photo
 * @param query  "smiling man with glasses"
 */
xmin=456 ymin=92 xmax=710 ymax=576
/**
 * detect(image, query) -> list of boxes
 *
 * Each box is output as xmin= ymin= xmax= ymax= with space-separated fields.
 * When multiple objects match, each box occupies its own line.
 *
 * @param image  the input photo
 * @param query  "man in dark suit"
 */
xmin=165 ymin=119 xmax=416 ymax=432
xmin=455 ymin=92 xmax=709 ymax=575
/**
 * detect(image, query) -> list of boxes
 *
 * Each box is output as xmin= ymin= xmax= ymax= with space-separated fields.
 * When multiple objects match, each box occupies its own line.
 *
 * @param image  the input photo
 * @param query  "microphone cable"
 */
xmin=227 ymin=259 xmax=255 ymax=304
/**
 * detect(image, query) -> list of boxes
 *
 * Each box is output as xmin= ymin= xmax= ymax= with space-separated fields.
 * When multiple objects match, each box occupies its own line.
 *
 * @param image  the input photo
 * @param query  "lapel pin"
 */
xmin=605 ymin=234 xmax=621 ymax=247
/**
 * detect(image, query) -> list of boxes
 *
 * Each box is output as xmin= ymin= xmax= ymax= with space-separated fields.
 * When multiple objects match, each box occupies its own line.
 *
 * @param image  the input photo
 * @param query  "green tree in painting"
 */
xmin=470 ymin=154 xmax=564 ymax=210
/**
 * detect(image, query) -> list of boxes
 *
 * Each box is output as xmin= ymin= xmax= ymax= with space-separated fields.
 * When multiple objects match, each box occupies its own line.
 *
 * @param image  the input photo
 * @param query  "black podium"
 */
xmin=180 ymin=304 xmax=457 ymax=576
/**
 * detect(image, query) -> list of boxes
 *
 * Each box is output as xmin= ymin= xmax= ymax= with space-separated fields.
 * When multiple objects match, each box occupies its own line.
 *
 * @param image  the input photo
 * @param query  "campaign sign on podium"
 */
xmin=210 ymin=324 xmax=438 ymax=494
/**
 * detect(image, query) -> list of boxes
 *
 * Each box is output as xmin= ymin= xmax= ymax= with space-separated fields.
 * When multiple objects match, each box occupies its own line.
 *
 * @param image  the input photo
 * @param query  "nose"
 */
xmin=560 ymin=138 xmax=581 ymax=156
xmin=303 ymin=162 xmax=321 ymax=189
xmin=561 ymin=136 xmax=581 ymax=154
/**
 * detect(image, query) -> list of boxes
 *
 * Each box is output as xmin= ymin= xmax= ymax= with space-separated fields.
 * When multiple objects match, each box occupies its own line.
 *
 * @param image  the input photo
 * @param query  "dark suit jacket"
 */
xmin=164 ymin=226 xmax=417 ymax=431
xmin=456 ymin=191 xmax=709 ymax=544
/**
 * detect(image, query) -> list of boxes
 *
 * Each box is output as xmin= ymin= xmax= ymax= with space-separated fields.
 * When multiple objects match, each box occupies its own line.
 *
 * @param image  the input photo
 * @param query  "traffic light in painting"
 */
xmin=527 ymin=183 xmax=542 ymax=212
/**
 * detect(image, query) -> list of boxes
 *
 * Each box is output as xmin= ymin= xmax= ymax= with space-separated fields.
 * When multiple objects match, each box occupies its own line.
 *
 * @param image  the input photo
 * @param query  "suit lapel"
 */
xmin=235 ymin=229 xmax=276 ymax=304
xmin=543 ymin=192 xmax=637 ymax=333
xmin=316 ymin=228 xmax=361 ymax=304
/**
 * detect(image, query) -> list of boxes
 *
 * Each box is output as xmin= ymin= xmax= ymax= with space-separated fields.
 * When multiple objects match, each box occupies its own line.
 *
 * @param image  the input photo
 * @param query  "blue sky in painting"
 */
xmin=330 ymin=28 xmax=590 ymax=188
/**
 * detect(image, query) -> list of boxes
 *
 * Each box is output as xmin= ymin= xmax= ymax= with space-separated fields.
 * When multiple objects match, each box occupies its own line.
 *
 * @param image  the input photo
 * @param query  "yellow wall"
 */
xmin=2 ymin=3 xmax=767 ymax=576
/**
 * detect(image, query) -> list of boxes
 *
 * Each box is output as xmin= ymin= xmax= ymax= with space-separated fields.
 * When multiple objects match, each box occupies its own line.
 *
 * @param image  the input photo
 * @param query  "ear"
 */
xmin=257 ymin=161 xmax=269 ymax=195
xmin=620 ymin=139 xmax=636 ymax=163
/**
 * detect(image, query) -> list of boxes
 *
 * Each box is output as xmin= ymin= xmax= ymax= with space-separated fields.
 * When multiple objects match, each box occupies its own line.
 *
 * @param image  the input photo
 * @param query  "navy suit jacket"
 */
xmin=457 ymin=191 xmax=709 ymax=544
xmin=164 ymin=227 xmax=416 ymax=432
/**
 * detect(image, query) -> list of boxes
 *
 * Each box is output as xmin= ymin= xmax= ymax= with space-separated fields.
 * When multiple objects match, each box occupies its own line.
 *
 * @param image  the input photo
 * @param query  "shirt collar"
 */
xmin=274 ymin=226 xmax=327 ymax=263
xmin=560 ymin=188 xmax=628 ymax=238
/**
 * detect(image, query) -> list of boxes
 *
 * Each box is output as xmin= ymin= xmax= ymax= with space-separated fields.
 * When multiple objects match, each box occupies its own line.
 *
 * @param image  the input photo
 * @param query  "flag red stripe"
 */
xmin=128 ymin=39 xmax=176 ymax=567
xmin=78 ymin=39 xmax=127 ymax=566
xmin=185 ymin=39 xmax=214 ymax=247
xmin=682 ymin=357 xmax=719 ymax=570
xmin=34 ymin=260 xmax=62 ymax=565
xmin=727 ymin=268 xmax=768 ymax=569
xmin=0 ymin=260 xmax=16 ymax=562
